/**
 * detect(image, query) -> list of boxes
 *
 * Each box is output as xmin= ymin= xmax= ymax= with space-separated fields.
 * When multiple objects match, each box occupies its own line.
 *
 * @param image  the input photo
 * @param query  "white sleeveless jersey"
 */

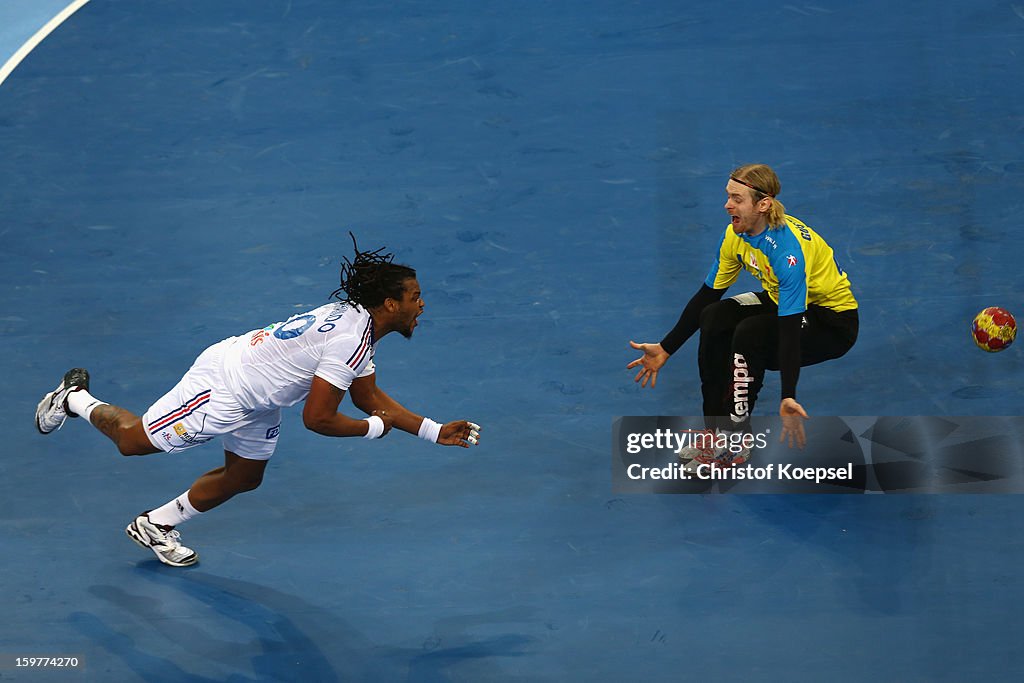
xmin=219 ymin=302 xmax=376 ymax=410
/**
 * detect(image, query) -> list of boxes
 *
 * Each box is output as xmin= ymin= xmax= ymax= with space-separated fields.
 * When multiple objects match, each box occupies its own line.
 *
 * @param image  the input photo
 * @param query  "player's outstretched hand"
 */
xmin=439 ymin=421 xmax=481 ymax=448
xmin=779 ymin=398 xmax=807 ymax=449
xmin=627 ymin=341 xmax=669 ymax=388
xmin=372 ymin=409 xmax=394 ymax=437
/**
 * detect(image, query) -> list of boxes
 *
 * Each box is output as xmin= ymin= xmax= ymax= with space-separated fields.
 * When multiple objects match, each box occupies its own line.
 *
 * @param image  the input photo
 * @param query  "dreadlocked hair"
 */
xmin=330 ymin=232 xmax=416 ymax=309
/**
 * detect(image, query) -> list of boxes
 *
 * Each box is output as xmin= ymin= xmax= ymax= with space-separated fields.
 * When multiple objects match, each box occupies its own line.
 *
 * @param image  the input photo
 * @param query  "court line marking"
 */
xmin=0 ymin=0 xmax=92 ymax=88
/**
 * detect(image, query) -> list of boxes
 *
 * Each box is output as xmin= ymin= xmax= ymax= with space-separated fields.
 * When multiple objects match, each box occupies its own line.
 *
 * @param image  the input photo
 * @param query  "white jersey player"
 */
xmin=143 ymin=302 xmax=378 ymax=458
xmin=35 ymin=238 xmax=482 ymax=567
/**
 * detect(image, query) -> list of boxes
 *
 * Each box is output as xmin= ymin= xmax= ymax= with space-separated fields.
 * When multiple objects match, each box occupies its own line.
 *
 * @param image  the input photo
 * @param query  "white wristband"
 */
xmin=363 ymin=415 xmax=385 ymax=439
xmin=417 ymin=418 xmax=442 ymax=443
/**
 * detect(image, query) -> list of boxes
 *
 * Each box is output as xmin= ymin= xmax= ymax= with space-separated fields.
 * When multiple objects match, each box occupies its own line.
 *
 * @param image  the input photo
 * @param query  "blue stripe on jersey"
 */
xmin=759 ymin=226 xmax=808 ymax=316
xmin=148 ymin=390 xmax=212 ymax=434
xmin=345 ymin=319 xmax=373 ymax=369
xmin=150 ymin=389 xmax=210 ymax=426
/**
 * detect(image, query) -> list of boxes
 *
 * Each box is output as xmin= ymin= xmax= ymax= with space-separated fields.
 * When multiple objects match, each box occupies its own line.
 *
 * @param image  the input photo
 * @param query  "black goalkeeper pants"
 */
xmin=696 ymin=291 xmax=858 ymax=432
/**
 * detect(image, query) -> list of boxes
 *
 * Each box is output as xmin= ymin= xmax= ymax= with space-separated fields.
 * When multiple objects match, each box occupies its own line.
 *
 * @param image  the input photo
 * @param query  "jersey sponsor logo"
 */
xmin=742 ymin=252 xmax=772 ymax=285
xmin=266 ymin=425 xmax=280 ymax=440
xmin=763 ymin=233 xmax=778 ymax=249
xmin=170 ymin=421 xmax=211 ymax=445
xmin=798 ymin=225 xmax=812 ymax=241
xmin=160 ymin=429 xmax=211 ymax=447
xmin=732 ymin=353 xmax=753 ymax=419
xmin=274 ymin=314 xmax=316 ymax=340
xmin=786 ymin=254 xmax=798 ymax=267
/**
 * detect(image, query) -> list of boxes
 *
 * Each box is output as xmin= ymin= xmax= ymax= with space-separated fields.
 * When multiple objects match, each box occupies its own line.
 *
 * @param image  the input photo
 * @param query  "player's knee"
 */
xmin=118 ymin=443 xmax=153 ymax=456
xmin=117 ymin=427 xmax=152 ymax=456
xmin=731 ymin=320 xmax=755 ymax=350
xmin=698 ymin=303 xmax=717 ymax=331
xmin=732 ymin=317 xmax=770 ymax=353
xmin=112 ymin=417 xmax=155 ymax=456
xmin=699 ymin=300 xmax=735 ymax=334
xmin=231 ymin=471 xmax=264 ymax=493
xmin=237 ymin=477 xmax=263 ymax=493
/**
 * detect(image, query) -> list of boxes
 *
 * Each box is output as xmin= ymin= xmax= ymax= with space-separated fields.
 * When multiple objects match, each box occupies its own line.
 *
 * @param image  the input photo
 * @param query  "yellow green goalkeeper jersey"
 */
xmin=705 ymin=215 xmax=857 ymax=316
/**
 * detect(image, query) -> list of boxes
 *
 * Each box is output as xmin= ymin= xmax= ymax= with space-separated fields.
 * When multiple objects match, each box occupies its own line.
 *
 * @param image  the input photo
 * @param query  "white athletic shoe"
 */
xmin=35 ymin=368 xmax=90 ymax=434
xmin=718 ymin=444 xmax=752 ymax=466
xmin=125 ymin=512 xmax=198 ymax=567
xmin=683 ymin=442 xmax=753 ymax=474
xmin=677 ymin=428 xmax=717 ymax=463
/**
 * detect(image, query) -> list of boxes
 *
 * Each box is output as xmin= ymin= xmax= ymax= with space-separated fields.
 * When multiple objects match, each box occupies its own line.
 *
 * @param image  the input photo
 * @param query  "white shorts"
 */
xmin=142 ymin=340 xmax=282 ymax=460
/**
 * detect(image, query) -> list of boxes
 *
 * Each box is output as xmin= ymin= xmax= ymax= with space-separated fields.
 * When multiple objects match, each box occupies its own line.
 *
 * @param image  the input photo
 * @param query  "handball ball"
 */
xmin=971 ymin=307 xmax=1017 ymax=352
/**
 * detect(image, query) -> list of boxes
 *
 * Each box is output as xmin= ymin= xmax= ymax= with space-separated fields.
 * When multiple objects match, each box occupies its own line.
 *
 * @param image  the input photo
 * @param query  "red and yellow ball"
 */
xmin=971 ymin=307 xmax=1016 ymax=352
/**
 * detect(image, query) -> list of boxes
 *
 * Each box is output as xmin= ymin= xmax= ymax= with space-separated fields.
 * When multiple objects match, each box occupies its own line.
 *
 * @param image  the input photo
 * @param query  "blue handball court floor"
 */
xmin=2 ymin=1 xmax=1023 ymax=680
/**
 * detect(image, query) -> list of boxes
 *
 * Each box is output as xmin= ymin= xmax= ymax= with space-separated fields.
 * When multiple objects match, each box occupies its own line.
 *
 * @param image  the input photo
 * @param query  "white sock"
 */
xmin=148 ymin=491 xmax=202 ymax=528
xmin=66 ymin=389 xmax=107 ymax=421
